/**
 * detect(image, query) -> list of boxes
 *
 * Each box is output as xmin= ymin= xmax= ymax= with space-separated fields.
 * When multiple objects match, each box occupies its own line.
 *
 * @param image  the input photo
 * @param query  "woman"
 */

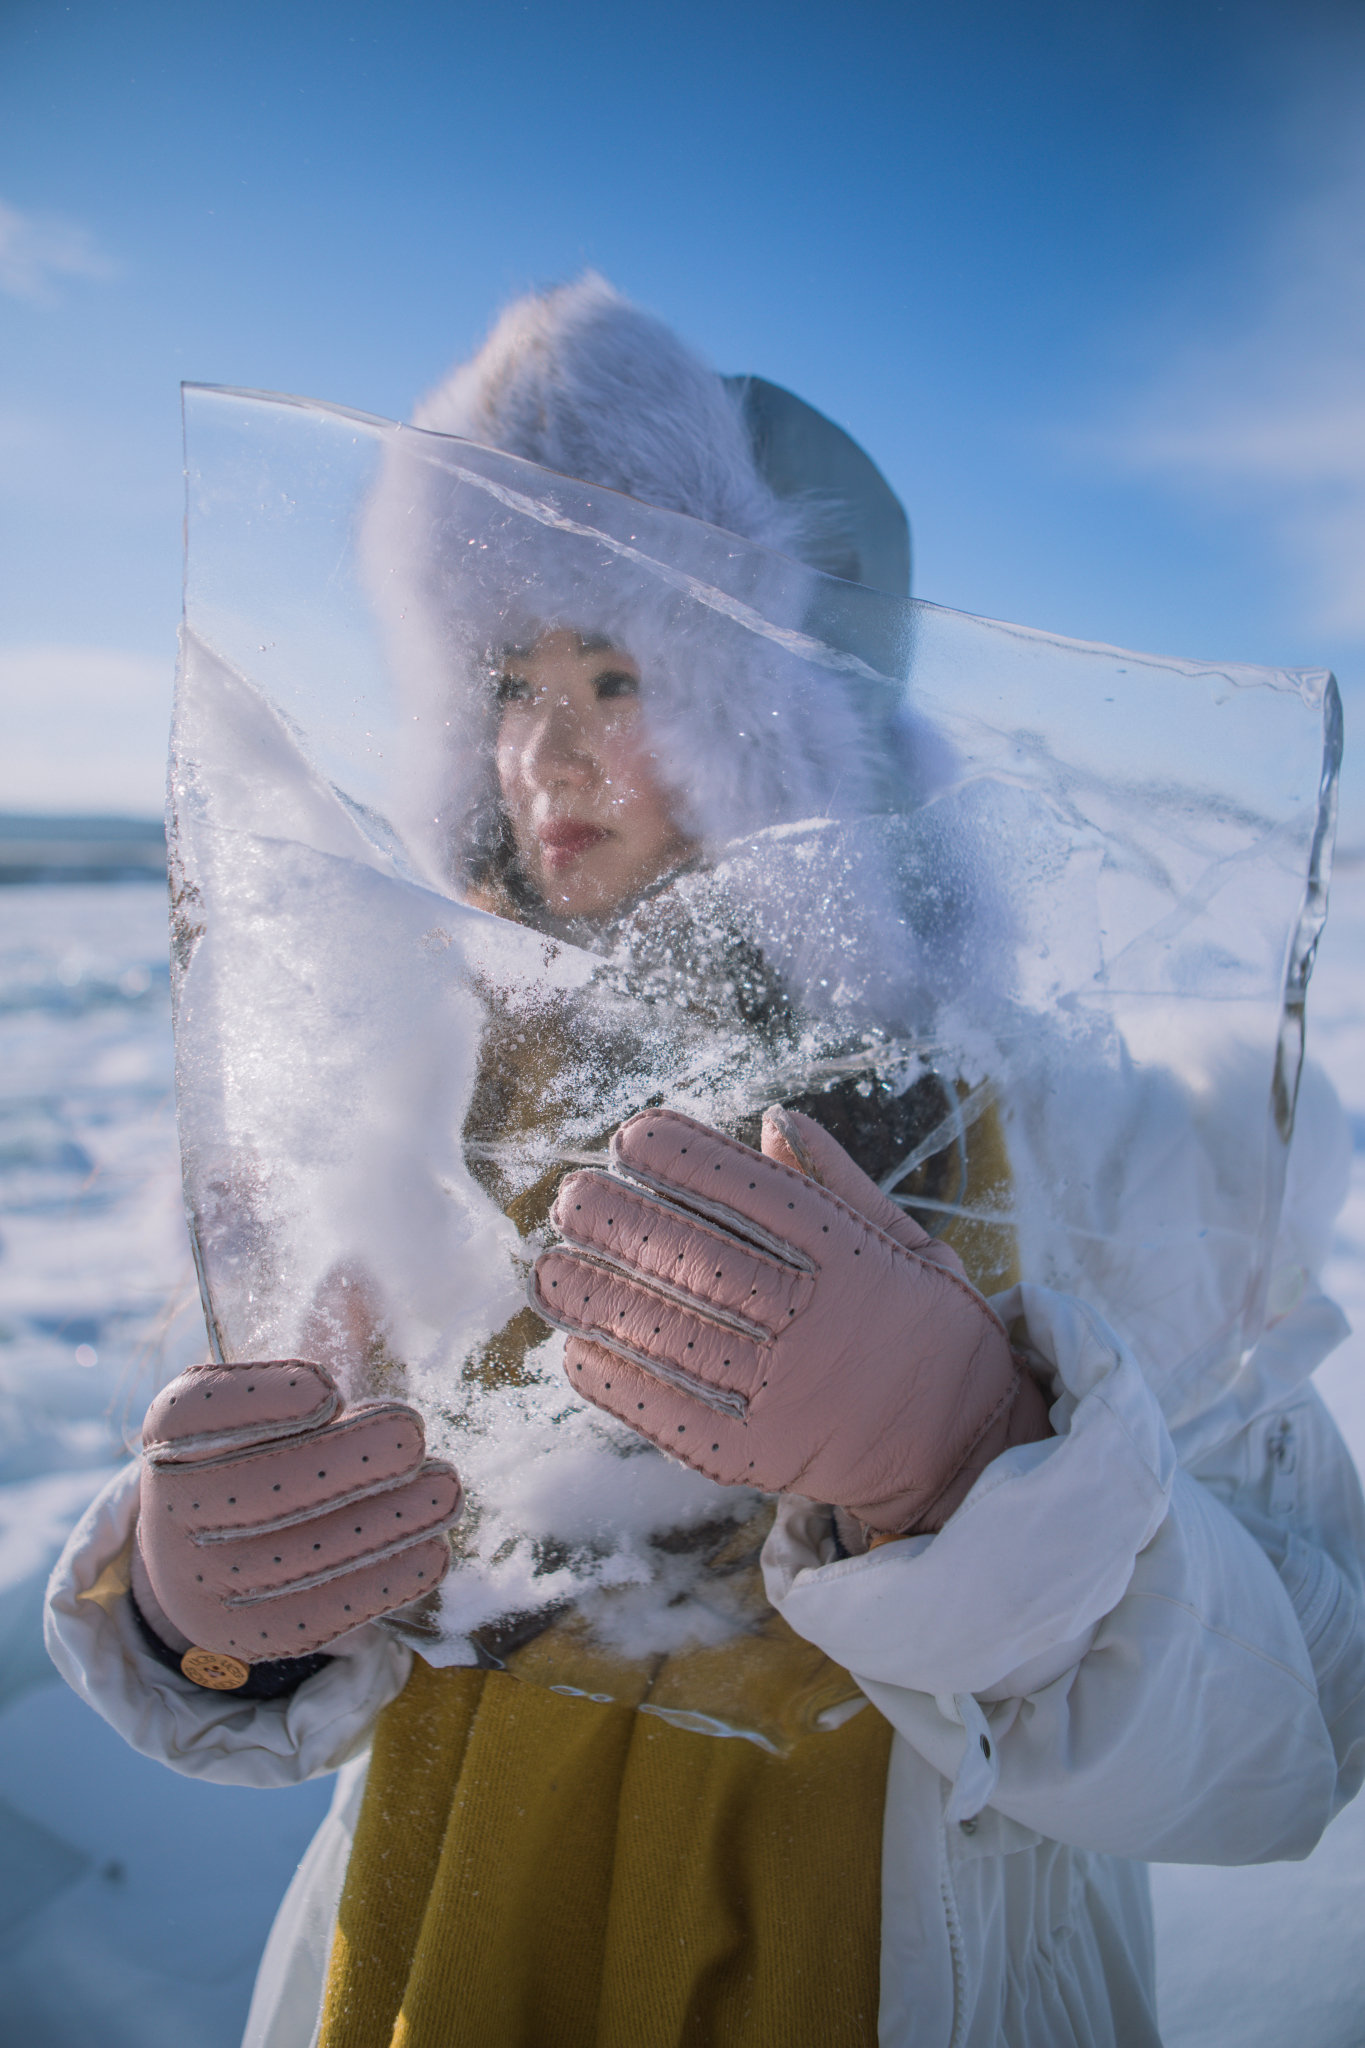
xmin=47 ymin=277 xmax=1365 ymax=2047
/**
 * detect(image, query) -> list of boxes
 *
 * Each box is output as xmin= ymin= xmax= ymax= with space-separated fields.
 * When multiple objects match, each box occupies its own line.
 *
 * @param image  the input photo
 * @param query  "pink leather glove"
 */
xmin=531 ymin=1106 xmax=1051 ymax=1536
xmin=137 ymin=1358 xmax=462 ymax=1683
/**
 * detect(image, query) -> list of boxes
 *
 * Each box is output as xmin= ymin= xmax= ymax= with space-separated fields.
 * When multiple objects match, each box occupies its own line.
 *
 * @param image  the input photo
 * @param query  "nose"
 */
xmin=520 ymin=693 xmax=595 ymax=789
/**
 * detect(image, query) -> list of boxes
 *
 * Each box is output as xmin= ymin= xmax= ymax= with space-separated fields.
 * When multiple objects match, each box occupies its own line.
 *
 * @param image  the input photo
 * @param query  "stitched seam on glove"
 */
xmin=530 ymin=1290 xmax=750 ymax=1419
xmin=188 ymin=1463 xmax=452 ymax=1543
xmin=605 ymin=1159 xmax=817 ymax=1272
xmin=558 ymin=1173 xmax=814 ymax=1281
xmin=143 ymin=1361 xmax=340 ymax=1458
xmin=559 ymin=1343 xmax=742 ymax=1475
xmin=539 ymin=1244 xmax=775 ymax=1344
xmin=224 ymin=1527 xmax=458 ymax=1607
xmin=146 ymin=1398 xmax=418 ymax=1472
xmin=146 ymin=1412 xmax=424 ymax=1502
xmin=615 ymin=1112 xmax=1009 ymax=1340
xmin=143 ymin=1399 xmax=342 ymax=1461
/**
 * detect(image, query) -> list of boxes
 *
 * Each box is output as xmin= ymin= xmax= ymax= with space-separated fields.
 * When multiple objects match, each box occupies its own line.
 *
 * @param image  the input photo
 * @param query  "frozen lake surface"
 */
xmin=1 ymin=874 xmax=1363 ymax=2046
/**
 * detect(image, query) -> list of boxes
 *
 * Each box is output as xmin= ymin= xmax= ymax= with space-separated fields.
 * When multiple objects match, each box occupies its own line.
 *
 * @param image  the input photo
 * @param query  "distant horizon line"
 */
xmin=0 ymin=813 xmax=166 ymax=881
xmin=0 ymin=812 xmax=164 ymax=833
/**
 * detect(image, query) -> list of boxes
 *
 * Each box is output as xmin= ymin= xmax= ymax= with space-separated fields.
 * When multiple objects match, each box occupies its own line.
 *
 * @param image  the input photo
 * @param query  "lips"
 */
xmin=538 ymin=820 xmax=608 ymax=871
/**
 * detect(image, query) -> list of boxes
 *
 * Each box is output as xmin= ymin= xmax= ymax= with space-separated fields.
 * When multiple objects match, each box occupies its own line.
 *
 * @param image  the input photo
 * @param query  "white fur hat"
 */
xmin=362 ymin=275 xmax=941 ymax=925
xmin=411 ymin=273 xmax=811 ymax=561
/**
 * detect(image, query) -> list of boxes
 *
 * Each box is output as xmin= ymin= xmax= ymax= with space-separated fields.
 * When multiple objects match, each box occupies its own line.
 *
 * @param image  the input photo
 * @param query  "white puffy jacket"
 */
xmin=44 ymin=1095 xmax=1365 ymax=2048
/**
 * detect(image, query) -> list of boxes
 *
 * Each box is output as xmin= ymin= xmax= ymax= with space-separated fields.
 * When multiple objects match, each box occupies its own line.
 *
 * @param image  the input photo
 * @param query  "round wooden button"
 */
xmin=181 ymin=1646 xmax=251 ymax=1690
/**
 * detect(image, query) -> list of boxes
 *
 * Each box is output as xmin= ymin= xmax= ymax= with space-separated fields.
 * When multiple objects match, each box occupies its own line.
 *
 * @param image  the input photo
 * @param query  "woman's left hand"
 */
xmin=531 ymin=1106 xmax=1051 ymax=1536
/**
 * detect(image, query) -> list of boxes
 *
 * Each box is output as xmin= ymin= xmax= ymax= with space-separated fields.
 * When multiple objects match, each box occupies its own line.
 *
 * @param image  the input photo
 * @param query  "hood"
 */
xmin=360 ymin=277 xmax=948 ymax=927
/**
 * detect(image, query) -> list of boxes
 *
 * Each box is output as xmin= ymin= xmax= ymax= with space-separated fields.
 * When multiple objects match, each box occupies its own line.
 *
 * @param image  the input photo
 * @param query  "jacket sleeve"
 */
xmin=44 ymin=1461 xmax=413 ymax=1786
xmin=764 ymin=1281 xmax=1361 ymax=1864
xmin=1188 ymin=1376 xmax=1365 ymax=1824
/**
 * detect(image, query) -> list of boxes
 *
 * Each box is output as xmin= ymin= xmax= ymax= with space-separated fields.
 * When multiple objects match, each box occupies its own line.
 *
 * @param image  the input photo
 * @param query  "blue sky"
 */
xmin=2 ymin=0 xmax=1363 ymax=827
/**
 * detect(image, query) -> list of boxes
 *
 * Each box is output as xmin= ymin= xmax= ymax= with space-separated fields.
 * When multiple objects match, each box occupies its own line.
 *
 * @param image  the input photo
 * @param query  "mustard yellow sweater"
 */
xmin=321 ymin=1655 xmax=892 ymax=2048
xmin=320 ymin=1098 xmax=1014 ymax=2045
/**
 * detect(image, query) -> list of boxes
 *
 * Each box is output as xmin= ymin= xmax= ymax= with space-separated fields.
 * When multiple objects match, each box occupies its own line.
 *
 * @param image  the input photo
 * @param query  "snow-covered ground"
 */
xmin=1 ymin=868 xmax=1363 ymax=2047
xmin=0 ymin=880 xmax=332 ymax=2046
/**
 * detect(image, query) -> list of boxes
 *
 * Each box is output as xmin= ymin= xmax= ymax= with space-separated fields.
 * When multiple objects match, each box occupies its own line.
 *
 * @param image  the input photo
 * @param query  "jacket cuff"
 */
xmin=127 ymin=1584 xmax=334 ymax=1702
xmin=44 ymin=1462 xmax=411 ymax=1785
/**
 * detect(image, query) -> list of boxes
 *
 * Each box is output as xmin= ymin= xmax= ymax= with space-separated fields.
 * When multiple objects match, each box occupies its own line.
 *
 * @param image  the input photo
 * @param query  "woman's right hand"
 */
xmin=534 ymin=1107 xmax=1052 ymax=1538
xmin=136 ymin=1358 xmax=462 ymax=1682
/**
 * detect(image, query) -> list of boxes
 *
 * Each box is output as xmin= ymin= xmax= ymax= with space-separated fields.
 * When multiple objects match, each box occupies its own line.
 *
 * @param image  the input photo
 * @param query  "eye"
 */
xmin=494 ymin=671 xmax=533 ymax=707
xmin=593 ymin=668 xmax=639 ymax=703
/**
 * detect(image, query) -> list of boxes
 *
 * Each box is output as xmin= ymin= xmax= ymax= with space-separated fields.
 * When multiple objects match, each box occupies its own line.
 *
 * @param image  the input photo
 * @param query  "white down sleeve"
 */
xmin=44 ymin=1461 xmax=411 ymax=1786
xmin=1189 ymin=1378 xmax=1365 ymax=1821
xmin=764 ymin=1282 xmax=1347 ymax=1865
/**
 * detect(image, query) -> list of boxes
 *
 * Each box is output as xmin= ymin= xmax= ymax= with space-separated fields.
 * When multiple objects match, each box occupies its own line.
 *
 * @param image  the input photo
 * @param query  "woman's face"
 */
xmin=494 ymin=628 xmax=692 ymax=920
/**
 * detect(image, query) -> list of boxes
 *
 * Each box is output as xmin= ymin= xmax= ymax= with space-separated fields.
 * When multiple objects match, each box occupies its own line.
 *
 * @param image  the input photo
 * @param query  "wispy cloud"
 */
xmin=1098 ymin=143 xmax=1365 ymax=641
xmin=0 ymin=198 xmax=118 ymax=302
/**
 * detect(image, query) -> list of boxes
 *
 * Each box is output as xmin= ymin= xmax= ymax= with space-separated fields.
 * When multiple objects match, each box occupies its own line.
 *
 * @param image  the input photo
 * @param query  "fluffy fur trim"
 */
xmin=412 ymin=274 xmax=811 ymax=560
xmin=358 ymin=277 xmax=973 ymax=1028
